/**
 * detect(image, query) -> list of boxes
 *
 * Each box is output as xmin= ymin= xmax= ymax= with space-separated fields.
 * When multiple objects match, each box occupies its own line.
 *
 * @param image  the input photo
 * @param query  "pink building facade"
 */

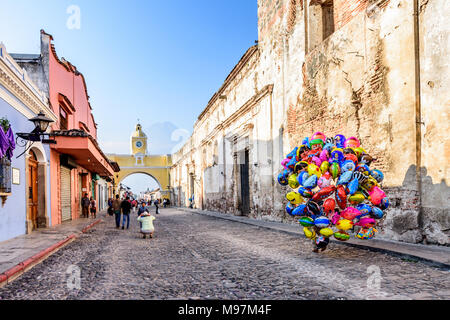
xmin=14 ymin=30 xmax=118 ymax=225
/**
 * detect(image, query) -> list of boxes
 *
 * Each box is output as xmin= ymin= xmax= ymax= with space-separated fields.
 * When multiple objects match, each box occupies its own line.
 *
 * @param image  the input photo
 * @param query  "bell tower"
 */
xmin=131 ymin=123 xmax=148 ymax=158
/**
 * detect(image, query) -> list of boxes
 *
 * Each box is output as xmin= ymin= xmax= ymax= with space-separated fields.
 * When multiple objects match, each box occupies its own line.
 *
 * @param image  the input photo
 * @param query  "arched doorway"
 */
xmin=27 ymin=150 xmax=39 ymax=230
xmin=26 ymin=145 xmax=48 ymax=233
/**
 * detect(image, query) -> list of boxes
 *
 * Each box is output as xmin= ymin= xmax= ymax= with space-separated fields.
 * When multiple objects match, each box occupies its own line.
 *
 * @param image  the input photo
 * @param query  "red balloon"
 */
xmin=323 ymin=198 xmax=336 ymax=214
xmin=312 ymin=186 xmax=336 ymax=202
xmin=336 ymin=185 xmax=347 ymax=210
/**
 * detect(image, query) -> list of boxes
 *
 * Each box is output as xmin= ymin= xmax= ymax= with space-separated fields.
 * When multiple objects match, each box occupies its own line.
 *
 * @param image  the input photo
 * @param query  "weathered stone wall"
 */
xmin=170 ymin=0 xmax=449 ymax=245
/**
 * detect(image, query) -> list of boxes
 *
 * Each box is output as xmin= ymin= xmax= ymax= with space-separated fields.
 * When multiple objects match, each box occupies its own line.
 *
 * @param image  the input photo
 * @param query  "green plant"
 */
xmin=0 ymin=117 xmax=10 ymax=133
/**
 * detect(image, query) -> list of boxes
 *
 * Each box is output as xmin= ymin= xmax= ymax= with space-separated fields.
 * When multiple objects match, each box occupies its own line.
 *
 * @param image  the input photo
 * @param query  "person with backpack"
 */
xmin=120 ymin=196 xmax=132 ymax=229
xmin=112 ymin=195 xmax=122 ymax=229
xmin=153 ymin=198 xmax=159 ymax=214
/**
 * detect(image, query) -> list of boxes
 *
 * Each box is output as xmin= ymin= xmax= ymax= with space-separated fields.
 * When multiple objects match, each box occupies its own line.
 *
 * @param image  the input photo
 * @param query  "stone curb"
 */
xmin=179 ymin=208 xmax=450 ymax=269
xmin=0 ymin=219 xmax=103 ymax=288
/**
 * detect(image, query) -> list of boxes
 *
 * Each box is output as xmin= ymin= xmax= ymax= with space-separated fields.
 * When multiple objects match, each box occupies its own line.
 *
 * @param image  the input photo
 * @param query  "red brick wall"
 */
xmin=334 ymin=0 xmax=390 ymax=30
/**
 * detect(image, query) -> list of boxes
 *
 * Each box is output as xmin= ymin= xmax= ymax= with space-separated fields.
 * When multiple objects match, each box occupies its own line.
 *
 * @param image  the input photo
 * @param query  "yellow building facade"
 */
xmin=107 ymin=123 xmax=172 ymax=199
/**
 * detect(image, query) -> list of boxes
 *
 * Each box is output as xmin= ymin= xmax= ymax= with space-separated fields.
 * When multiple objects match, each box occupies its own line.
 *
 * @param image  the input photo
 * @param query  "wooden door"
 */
xmin=28 ymin=151 xmax=39 ymax=230
xmin=240 ymin=149 xmax=250 ymax=216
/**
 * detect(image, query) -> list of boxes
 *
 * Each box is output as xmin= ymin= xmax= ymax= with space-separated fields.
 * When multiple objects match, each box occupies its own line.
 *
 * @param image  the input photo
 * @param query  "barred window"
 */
xmin=0 ymin=157 xmax=12 ymax=193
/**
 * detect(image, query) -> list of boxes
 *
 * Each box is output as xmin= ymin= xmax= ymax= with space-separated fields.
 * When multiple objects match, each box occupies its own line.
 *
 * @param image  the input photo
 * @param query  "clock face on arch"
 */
xmin=135 ymin=140 xmax=143 ymax=148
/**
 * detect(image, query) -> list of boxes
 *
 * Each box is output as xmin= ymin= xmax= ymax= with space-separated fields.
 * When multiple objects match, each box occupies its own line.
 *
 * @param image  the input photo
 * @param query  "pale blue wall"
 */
xmin=0 ymin=85 xmax=52 ymax=242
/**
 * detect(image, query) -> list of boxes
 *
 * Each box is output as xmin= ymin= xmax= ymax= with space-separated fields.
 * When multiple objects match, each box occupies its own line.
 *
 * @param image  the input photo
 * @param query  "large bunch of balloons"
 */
xmin=277 ymin=132 xmax=388 ymax=252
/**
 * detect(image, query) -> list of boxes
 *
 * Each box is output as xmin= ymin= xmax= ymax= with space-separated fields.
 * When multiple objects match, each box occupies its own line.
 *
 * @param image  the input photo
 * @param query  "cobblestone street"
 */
xmin=0 ymin=208 xmax=448 ymax=300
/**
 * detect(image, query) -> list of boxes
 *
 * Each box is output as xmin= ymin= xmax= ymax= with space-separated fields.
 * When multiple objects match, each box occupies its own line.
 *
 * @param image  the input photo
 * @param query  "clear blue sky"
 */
xmin=0 ymin=0 xmax=258 ymax=193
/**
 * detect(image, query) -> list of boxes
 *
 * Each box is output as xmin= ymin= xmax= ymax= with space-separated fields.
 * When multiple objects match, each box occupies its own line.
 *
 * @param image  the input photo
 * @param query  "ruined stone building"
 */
xmin=170 ymin=0 xmax=449 ymax=245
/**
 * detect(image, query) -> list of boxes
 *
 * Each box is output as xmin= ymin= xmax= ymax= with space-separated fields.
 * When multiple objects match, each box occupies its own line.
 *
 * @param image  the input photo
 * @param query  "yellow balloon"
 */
xmin=353 ymin=147 xmax=366 ymax=158
xmin=286 ymin=191 xmax=304 ymax=205
xmin=348 ymin=192 xmax=365 ymax=204
xmin=303 ymin=227 xmax=316 ymax=239
xmin=307 ymin=163 xmax=322 ymax=178
xmin=336 ymin=219 xmax=353 ymax=231
xmin=319 ymin=227 xmax=334 ymax=237
xmin=320 ymin=161 xmax=330 ymax=175
xmin=288 ymin=174 xmax=300 ymax=189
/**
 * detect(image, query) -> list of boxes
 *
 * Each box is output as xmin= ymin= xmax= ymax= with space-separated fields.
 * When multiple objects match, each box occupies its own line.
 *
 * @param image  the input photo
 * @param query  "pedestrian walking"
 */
xmin=137 ymin=212 xmax=156 ymax=239
xmin=81 ymin=193 xmax=90 ymax=218
xmin=112 ymin=194 xmax=122 ymax=229
xmin=121 ymin=196 xmax=132 ymax=229
xmin=90 ymin=196 xmax=97 ymax=219
xmin=154 ymin=199 xmax=159 ymax=214
xmin=107 ymin=197 xmax=114 ymax=216
xmin=163 ymin=198 xmax=167 ymax=208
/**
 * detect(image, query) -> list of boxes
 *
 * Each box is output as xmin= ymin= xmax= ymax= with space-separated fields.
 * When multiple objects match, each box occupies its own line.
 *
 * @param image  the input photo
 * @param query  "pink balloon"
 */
xmin=312 ymin=156 xmax=322 ymax=167
xmin=355 ymin=217 xmax=377 ymax=228
xmin=369 ymin=186 xmax=386 ymax=206
xmin=330 ymin=212 xmax=341 ymax=225
xmin=319 ymin=149 xmax=329 ymax=163
xmin=281 ymin=158 xmax=290 ymax=169
xmin=341 ymin=207 xmax=361 ymax=220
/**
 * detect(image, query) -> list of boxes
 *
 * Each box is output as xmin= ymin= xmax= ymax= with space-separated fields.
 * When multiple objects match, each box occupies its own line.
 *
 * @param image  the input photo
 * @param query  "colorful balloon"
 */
xmin=303 ymin=227 xmax=316 ymax=239
xmin=319 ymin=227 xmax=334 ymax=237
xmin=356 ymin=227 xmax=378 ymax=240
xmin=368 ymin=186 xmax=386 ymax=206
xmin=329 ymin=162 xmax=341 ymax=180
xmin=299 ymin=216 xmax=314 ymax=227
xmin=307 ymin=164 xmax=322 ymax=178
xmin=354 ymin=217 xmax=377 ymax=228
xmin=312 ymin=185 xmax=336 ymax=202
xmin=279 ymin=132 xmax=388 ymax=252
xmin=323 ymin=198 xmax=336 ymax=214
xmin=286 ymin=191 xmax=303 ymax=205
xmin=336 ymin=185 xmax=347 ymax=210
xmin=334 ymin=135 xmax=346 ymax=148
xmin=314 ymin=216 xmax=331 ymax=228
xmin=345 ymin=136 xmax=360 ymax=148
xmin=298 ymin=187 xmax=314 ymax=198
xmin=334 ymin=231 xmax=350 ymax=241
xmin=341 ymin=207 xmax=361 ymax=220
xmin=336 ymin=219 xmax=353 ymax=231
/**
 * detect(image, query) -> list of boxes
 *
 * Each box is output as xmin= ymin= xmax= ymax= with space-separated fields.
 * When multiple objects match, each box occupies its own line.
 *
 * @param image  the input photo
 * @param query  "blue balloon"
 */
xmin=371 ymin=206 xmax=384 ymax=219
xmin=341 ymin=160 xmax=356 ymax=172
xmin=297 ymin=171 xmax=309 ymax=186
xmin=356 ymin=204 xmax=372 ymax=219
xmin=337 ymin=171 xmax=353 ymax=185
xmin=347 ymin=177 xmax=359 ymax=195
xmin=323 ymin=142 xmax=335 ymax=152
xmin=278 ymin=173 xmax=288 ymax=186
xmin=286 ymin=203 xmax=295 ymax=215
xmin=334 ymin=134 xmax=346 ymax=148
xmin=378 ymin=197 xmax=389 ymax=210
xmin=371 ymin=169 xmax=384 ymax=183
xmin=301 ymin=137 xmax=310 ymax=148
xmin=314 ymin=216 xmax=330 ymax=228
xmin=286 ymin=147 xmax=298 ymax=159
xmin=291 ymin=204 xmax=307 ymax=216
xmin=302 ymin=174 xmax=318 ymax=189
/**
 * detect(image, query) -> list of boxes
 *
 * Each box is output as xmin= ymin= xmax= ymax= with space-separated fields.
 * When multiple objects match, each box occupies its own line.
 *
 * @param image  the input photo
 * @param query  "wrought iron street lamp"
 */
xmin=15 ymin=110 xmax=56 ymax=158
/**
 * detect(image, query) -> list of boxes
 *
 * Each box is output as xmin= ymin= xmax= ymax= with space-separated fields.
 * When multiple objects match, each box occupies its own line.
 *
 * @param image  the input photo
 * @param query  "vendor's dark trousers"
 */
xmin=82 ymin=207 xmax=89 ymax=218
xmin=114 ymin=211 xmax=121 ymax=228
xmin=155 ymin=205 xmax=159 ymax=214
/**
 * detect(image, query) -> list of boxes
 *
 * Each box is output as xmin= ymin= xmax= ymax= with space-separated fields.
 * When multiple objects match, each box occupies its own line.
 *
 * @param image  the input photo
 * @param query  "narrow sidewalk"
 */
xmin=178 ymin=207 xmax=450 ymax=269
xmin=0 ymin=214 xmax=103 ymax=284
